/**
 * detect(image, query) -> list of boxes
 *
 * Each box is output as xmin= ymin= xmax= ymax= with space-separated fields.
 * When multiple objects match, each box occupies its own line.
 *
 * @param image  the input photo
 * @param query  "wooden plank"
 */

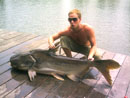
xmin=25 ymin=77 xmax=63 ymax=98
xmin=4 ymin=74 xmax=47 ymax=98
xmin=82 ymin=70 xmax=101 ymax=87
xmin=0 ymin=33 xmax=37 ymax=52
xmin=37 ymin=43 xmax=48 ymax=49
xmin=0 ymin=31 xmax=23 ymax=40
xmin=74 ymin=53 xmax=85 ymax=58
xmin=19 ymin=37 xmax=48 ymax=52
xmin=0 ymin=38 xmax=4 ymax=43
xmin=0 ymin=29 xmax=10 ymax=36
xmin=107 ymin=56 xmax=130 ymax=98
xmin=0 ymin=33 xmax=30 ymax=46
xmin=0 ymin=36 xmax=41 ymax=58
xmin=0 ymin=53 xmax=15 ymax=66
xmin=47 ymin=79 xmax=79 ymax=98
xmin=45 ymin=94 xmax=61 ymax=98
xmin=87 ymin=92 xmax=106 ymax=98
xmin=36 ymin=38 xmax=60 ymax=49
xmin=0 ymin=63 xmax=11 ymax=75
xmin=126 ymin=82 xmax=130 ymax=97
xmin=96 ymin=48 xmax=106 ymax=59
xmin=0 ymin=30 xmax=11 ymax=43
xmin=0 ymin=29 xmax=4 ymax=33
xmin=109 ymin=53 xmax=126 ymax=85
xmin=68 ymin=82 xmax=93 ymax=98
xmin=0 ymin=69 xmax=17 ymax=85
xmin=0 ymin=73 xmax=28 ymax=97
xmin=87 ymin=51 xmax=115 ymax=98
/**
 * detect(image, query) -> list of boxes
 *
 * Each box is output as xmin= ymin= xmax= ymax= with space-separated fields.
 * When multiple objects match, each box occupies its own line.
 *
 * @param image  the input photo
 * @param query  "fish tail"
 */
xmin=93 ymin=59 xmax=120 ymax=85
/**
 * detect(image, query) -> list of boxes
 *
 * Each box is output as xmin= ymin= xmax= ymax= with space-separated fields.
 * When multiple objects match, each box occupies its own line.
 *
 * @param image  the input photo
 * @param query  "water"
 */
xmin=0 ymin=0 xmax=130 ymax=55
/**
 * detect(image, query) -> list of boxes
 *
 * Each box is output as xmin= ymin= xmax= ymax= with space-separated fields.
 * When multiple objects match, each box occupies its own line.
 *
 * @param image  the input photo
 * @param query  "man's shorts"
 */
xmin=60 ymin=36 xmax=102 ymax=60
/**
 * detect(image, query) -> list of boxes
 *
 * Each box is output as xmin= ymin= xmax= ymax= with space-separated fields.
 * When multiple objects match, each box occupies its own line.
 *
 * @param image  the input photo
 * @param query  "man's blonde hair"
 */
xmin=68 ymin=9 xmax=81 ymax=19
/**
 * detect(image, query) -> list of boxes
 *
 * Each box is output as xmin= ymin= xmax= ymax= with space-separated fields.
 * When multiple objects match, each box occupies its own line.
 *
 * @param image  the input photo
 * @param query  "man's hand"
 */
xmin=49 ymin=43 xmax=56 ymax=49
xmin=88 ymin=57 xmax=94 ymax=61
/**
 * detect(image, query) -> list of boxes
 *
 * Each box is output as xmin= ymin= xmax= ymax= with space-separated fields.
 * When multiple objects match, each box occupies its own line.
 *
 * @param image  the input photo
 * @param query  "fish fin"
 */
xmin=94 ymin=59 xmax=120 ymax=85
xmin=51 ymin=73 xmax=64 ymax=81
xmin=101 ymin=69 xmax=112 ymax=85
xmin=67 ymin=74 xmax=81 ymax=82
xmin=28 ymin=69 xmax=37 ymax=81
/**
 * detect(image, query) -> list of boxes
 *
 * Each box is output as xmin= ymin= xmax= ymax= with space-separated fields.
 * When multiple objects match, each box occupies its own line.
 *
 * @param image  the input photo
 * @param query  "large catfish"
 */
xmin=10 ymin=49 xmax=120 ymax=86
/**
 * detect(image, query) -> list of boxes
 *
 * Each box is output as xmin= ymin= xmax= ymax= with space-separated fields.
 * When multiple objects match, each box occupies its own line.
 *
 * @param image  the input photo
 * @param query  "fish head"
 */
xmin=10 ymin=52 xmax=36 ymax=70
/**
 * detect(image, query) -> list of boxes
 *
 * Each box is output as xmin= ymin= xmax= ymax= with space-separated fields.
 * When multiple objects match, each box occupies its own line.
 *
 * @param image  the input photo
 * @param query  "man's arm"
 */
xmin=48 ymin=33 xmax=61 ymax=49
xmin=48 ymin=28 xmax=69 ymax=49
xmin=87 ymin=27 xmax=97 ymax=60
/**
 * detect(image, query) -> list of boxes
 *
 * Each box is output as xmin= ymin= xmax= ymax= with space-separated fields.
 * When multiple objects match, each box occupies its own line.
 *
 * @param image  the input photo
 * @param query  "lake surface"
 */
xmin=0 ymin=0 xmax=130 ymax=55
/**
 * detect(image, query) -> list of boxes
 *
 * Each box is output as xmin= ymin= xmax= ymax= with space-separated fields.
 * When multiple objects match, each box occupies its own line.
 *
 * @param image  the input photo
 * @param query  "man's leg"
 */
xmin=60 ymin=36 xmax=102 ymax=59
xmin=60 ymin=36 xmax=79 ymax=57
xmin=62 ymin=48 xmax=72 ymax=57
xmin=77 ymin=46 xmax=102 ymax=60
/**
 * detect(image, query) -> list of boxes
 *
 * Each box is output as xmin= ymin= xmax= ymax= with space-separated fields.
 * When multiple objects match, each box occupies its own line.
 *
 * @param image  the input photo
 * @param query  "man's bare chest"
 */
xmin=69 ymin=32 xmax=89 ymax=45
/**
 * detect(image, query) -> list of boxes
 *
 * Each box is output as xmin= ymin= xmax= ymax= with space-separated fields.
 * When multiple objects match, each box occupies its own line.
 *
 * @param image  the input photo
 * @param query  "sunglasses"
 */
xmin=68 ymin=18 xmax=78 ymax=22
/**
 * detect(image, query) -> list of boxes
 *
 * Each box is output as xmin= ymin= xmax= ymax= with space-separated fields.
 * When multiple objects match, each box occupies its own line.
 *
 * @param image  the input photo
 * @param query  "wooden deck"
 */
xmin=0 ymin=29 xmax=130 ymax=98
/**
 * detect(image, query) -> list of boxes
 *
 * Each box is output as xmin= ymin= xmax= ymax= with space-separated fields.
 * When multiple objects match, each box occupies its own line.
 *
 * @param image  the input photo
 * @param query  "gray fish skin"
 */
xmin=10 ymin=49 xmax=120 ymax=85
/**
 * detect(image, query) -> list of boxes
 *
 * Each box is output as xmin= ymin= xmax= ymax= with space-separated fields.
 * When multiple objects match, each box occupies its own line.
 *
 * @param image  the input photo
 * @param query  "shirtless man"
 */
xmin=48 ymin=9 xmax=101 ymax=61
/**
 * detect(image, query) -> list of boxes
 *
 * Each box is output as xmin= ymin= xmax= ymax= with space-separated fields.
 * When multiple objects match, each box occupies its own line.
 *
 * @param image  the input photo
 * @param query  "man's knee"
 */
xmin=60 ymin=36 xmax=70 ymax=43
xmin=60 ymin=36 xmax=72 ymax=49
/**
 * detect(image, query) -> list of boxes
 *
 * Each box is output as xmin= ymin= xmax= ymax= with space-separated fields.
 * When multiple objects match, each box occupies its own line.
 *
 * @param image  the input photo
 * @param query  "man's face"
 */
xmin=68 ymin=13 xmax=81 ymax=29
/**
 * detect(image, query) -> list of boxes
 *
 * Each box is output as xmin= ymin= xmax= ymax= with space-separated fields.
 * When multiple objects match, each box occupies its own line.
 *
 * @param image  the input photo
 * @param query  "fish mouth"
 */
xmin=11 ymin=64 xmax=17 ymax=68
xmin=17 ymin=66 xmax=29 ymax=70
xmin=10 ymin=63 xmax=29 ymax=70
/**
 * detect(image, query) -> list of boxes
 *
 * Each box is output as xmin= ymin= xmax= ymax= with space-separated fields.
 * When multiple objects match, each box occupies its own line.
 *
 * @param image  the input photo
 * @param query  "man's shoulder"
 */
xmin=81 ymin=23 xmax=94 ymax=31
xmin=58 ymin=27 xmax=71 ymax=35
xmin=82 ymin=23 xmax=93 ymax=28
